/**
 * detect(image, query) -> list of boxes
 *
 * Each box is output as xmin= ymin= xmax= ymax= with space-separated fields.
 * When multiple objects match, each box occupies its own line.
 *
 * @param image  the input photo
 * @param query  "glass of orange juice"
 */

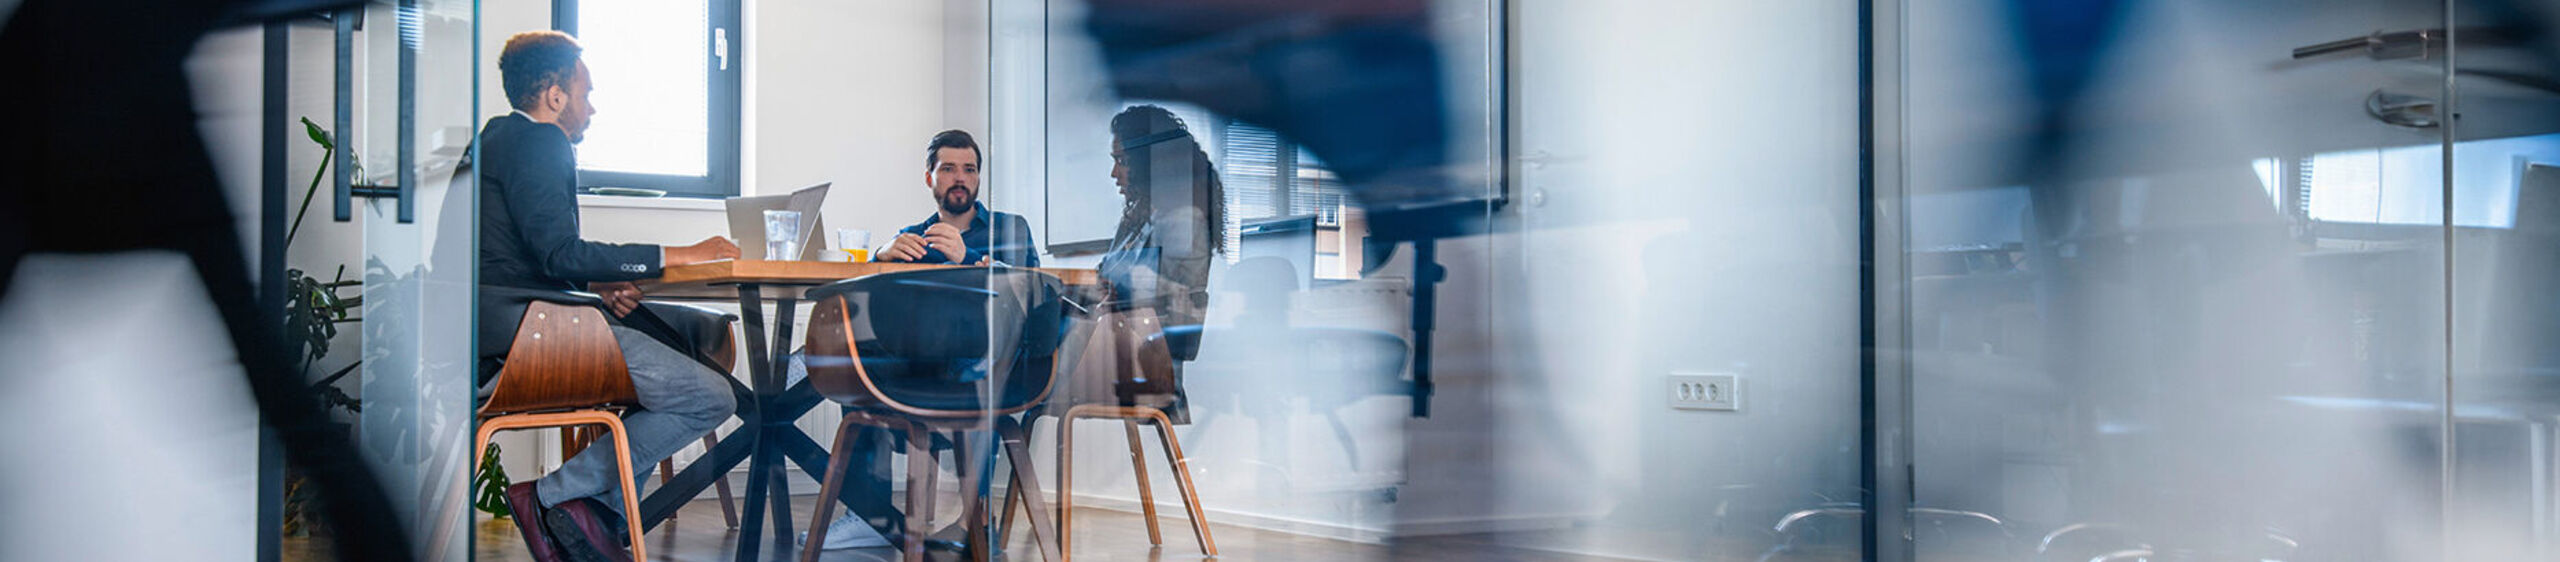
xmin=834 ymin=228 xmax=872 ymax=262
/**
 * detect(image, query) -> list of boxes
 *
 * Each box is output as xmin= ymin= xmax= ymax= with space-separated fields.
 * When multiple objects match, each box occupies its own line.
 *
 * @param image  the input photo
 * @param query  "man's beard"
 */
xmin=940 ymin=186 xmax=975 ymax=214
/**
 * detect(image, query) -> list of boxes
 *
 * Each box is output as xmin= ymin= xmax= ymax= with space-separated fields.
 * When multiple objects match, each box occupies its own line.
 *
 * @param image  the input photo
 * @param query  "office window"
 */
xmin=557 ymin=0 xmax=741 ymax=197
xmin=2304 ymin=150 xmax=2388 ymax=225
xmin=2252 ymin=157 xmax=2282 ymax=210
xmin=1218 ymin=119 xmax=1348 ymax=226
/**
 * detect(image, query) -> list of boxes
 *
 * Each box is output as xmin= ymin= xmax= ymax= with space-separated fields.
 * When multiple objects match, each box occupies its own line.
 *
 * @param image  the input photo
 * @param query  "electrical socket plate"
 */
xmin=1669 ymin=372 xmax=1741 ymax=411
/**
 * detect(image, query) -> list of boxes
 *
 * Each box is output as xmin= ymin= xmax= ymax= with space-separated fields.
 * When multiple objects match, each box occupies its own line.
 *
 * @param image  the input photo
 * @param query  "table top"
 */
xmin=636 ymin=259 xmax=1101 ymax=300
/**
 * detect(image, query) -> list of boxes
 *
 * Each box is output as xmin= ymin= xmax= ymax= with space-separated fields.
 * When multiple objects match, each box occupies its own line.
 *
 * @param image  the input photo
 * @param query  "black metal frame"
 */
xmin=257 ymin=20 xmax=291 ymax=562
xmin=397 ymin=0 xmax=418 ymax=224
xmin=1859 ymin=0 xmax=1887 ymax=558
xmin=552 ymin=0 xmax=745 ymax=199
xmin=333 ymin=6 xmax=355 ymax=222
xmin=1861 ymin=0 xmax=1916 ymax=558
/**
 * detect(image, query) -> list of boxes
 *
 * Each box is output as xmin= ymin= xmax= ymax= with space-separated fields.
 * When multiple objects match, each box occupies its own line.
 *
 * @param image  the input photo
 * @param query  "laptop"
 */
xmin=724 ymin=183 xmax=832 ymax=261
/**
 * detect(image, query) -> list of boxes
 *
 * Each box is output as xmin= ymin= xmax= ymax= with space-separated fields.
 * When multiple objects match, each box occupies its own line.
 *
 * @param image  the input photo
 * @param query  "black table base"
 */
xmin=633 ymin=285 xmax=886 ymax=562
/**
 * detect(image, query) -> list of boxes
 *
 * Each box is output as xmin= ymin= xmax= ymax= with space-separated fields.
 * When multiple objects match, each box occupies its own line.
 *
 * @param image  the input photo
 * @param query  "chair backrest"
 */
xmin=803 ymin=267 xmax=1066 ymax=416
xmin=479 ymin=301 xmax=637 ymax=416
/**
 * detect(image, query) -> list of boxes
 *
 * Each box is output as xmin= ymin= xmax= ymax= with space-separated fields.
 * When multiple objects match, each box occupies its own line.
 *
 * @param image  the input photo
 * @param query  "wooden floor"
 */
xmin=285 ymin=496 xmax=1633 ymax=561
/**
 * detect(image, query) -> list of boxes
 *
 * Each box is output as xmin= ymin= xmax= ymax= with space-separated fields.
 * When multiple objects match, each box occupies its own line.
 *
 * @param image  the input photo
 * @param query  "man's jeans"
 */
xmin=535 ymin=325 xmax=737 ymax=514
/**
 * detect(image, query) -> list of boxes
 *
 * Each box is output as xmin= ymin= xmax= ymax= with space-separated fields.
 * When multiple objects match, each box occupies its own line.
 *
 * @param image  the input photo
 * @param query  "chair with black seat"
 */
xmin=798 ymin=267 xmax=1069 ymax=562
xmin=469 ymin=288 xmax=651 ymax=561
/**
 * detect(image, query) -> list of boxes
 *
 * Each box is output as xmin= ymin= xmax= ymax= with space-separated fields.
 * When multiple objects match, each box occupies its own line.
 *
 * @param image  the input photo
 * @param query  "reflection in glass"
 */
xmin=354 ymin=1 xmax=476 ymax=560
xmin=1891 ymin=0 xmax=2560 ymax=560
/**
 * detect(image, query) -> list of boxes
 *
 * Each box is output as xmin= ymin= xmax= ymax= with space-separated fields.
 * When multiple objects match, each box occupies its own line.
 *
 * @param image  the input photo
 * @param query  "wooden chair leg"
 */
xmin=706 ymin=434 xmax=738 ymax=529
xmin=475 ymin=425 xmax=500 ymax=484
xmin=491 ymin=412 xmax=653 ymax=561
xmin=657 ymin=457 xmax=679 ymax=522
xmin=599 ymin=415 xmax=651 ymax=562
xmin=801 ymin=414 xmax=871 ymax=562
xmin=999 ymin=417 xmax=1061 ymax=562
xmin=1059 ymin=409 xmax=1082 ymax=562
xmin=1144 ymin=409 xmax=1216 ymax=556
xmin=904 ymin=424 xmax=936 ymax=562
xmin=560 ymin=427 xmax=581 ymax=461
xmin=1122 ymin=419 xmax=1164 ymax=545
xmin=956 ymin=431 xmax=993 ymax=561
xmin=999 ymin=469 xmax=1022 ymax=548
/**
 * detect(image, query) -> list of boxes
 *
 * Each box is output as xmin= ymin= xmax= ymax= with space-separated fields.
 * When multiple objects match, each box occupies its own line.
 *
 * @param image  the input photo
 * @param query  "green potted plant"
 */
xmin=278 ymin=117 xmax=512 ymax=538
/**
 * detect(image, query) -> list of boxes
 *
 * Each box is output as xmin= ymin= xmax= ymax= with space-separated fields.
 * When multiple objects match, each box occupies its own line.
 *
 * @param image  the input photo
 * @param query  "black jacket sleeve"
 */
xmin=499 ymin=130 xmax=662 ymax=283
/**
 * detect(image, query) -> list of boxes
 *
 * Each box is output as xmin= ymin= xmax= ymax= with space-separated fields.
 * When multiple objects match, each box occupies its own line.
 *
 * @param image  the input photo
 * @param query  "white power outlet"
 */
xmin=1668 ymin=372 xmax=1741 ymax=411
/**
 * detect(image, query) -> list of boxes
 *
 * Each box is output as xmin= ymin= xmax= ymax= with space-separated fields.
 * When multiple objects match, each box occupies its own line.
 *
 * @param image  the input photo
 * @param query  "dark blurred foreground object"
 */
xmin=1084 ymin=0 xmax=1477 ymax=240
xmin=1082 ymin=0 xmax=1470 ymax=416
xmin=0 ymin=0 xmax=414 ymax=560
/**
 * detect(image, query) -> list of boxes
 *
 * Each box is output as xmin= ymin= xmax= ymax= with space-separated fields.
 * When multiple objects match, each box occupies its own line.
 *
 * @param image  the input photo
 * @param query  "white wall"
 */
xmin=747 ymin=0 xmax=952 ymax=237
xmin=1371 ymin=2 xmax=1867 ymax=557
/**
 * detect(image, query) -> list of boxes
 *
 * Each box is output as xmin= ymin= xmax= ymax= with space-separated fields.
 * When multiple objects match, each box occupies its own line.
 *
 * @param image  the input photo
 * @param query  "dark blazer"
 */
xmin=475 ymin=113 xmax=664 ymax=378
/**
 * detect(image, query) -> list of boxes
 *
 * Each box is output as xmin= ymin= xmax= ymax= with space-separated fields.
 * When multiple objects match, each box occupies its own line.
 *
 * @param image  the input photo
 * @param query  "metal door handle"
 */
xmin=715 ymin=27 xmax=730 ymax=70
xmin=2293 ymin=29 xmax=2441 ymax=61
xmin=2366 ymin=89 xmax=2439 ymax=128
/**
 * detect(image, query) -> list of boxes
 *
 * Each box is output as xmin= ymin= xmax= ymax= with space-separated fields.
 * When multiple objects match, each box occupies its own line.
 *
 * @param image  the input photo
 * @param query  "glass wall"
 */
xmin=354 ymin=1 xmax=478 ymax=560
xmin=994 ymin=0 xmax=1866 ymax=560
xmin=2448 ymin=2 xmax=2560 ymax=560
xmin=1896 ymin=0 xmax=2560 ymax=560
xmin=383 ymin=0 xmax=2560 ymax=560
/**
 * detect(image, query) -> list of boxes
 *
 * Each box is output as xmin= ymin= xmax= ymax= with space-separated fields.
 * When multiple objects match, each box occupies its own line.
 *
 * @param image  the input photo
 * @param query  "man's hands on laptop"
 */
xmin=666 ymin=236 xmax=740 ymax=266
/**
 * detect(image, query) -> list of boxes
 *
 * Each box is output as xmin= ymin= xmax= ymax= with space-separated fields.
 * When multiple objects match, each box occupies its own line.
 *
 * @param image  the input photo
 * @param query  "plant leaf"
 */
xmin=301 ymin=117 xmax=334 ymax=150
xmin=473 ymin=442 xmax=514 ymax=517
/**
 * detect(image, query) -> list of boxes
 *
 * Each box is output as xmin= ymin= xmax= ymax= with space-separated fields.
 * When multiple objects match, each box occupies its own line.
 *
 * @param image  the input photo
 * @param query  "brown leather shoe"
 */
xmin=504 ymin=482 xmax=567 ymax=562
xmin=544 ymin=498 xmax=635 ymax=562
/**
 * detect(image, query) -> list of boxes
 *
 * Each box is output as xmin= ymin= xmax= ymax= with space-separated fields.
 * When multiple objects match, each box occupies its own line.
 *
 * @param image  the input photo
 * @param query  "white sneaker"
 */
xmin=796 ymin=511 xmax=893 ymax=550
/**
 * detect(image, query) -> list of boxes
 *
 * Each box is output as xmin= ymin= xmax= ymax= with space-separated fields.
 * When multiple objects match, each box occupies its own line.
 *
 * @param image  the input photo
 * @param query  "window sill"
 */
xmin=577 ymin=194 xmax=725 ymax=211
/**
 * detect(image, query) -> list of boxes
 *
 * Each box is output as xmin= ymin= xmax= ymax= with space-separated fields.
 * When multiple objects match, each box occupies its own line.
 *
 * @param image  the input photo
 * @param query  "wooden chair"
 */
xmin=798 ymin=268 xmax=1069 ymax=562
xmin=1043 ymin=314 xmax=1217 ymax=560
xmin=471 ymin=299 xmax=650 ymax=561
xmin=561 ymin=305 xmax=744 ymax=528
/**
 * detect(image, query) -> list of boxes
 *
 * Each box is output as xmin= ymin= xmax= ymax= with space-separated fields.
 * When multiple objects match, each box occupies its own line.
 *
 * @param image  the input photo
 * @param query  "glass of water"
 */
xmin=763 ymin=210 xmax=802 ymax=260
